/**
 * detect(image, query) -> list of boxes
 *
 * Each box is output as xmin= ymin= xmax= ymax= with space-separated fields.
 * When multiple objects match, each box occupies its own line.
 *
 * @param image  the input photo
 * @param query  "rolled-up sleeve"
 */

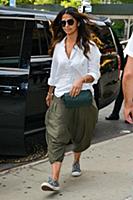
xmin=87 ymin=43 xmax=101 ymax=84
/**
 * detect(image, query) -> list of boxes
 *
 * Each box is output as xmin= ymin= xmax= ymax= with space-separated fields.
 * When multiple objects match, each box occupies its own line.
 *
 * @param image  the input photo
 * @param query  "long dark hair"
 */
xmin=49 ymin=7 xmax=93 ymax=58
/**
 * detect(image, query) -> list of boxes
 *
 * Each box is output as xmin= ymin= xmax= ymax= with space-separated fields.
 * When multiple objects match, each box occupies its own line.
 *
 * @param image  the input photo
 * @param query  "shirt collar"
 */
xmin=60 ymin=36 xmax=79 ymax=50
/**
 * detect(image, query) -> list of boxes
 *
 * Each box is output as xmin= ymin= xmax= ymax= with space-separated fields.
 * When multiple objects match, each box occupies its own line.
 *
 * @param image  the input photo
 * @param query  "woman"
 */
xmin=41 ymin=7 xmax=101 ymax=191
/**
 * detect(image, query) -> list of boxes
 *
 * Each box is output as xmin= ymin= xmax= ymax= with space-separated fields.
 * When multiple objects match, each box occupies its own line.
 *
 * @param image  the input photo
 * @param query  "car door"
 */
xmin=24 ymin=20 xmax=52 ymax=136
xmin=0 ymin=18 xmax=33 ymax=155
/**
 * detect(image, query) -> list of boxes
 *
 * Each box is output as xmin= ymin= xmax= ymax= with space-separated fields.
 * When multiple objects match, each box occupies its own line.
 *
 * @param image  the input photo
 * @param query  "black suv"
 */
xmin=0 ymin=7 xmax=124 ymax=155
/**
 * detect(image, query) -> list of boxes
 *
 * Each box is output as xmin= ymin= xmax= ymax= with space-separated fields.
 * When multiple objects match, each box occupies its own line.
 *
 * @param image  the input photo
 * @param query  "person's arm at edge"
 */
xmin=122 ymin=56 xmax=133 ymax=124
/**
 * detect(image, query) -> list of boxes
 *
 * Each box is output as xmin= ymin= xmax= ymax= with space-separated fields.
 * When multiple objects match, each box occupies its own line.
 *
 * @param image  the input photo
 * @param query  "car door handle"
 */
xmin=0 ymin=85 xmax=20 ymax=92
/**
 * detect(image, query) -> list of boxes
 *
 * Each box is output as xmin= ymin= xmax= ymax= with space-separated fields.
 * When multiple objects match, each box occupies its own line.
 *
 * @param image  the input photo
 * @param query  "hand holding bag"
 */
xmin=62 ymin=90 xmax=92 ymax=108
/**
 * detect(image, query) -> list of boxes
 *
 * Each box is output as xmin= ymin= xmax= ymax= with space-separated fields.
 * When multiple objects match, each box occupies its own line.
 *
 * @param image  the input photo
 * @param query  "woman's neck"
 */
xmin=65 ymin=32 xmax=78 ymax=59
xmin=66 ymin=31 xmax=78 ymax=44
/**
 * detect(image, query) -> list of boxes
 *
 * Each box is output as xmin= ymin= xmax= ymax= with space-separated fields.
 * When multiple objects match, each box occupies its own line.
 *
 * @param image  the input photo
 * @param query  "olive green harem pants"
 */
xmin=45 ymin=96 xmax=98 ymax=164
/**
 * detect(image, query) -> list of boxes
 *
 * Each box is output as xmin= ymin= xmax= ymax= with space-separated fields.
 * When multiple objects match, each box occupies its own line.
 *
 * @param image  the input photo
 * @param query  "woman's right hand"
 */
xmin=46 ymin=93 xmax=53 ymax=107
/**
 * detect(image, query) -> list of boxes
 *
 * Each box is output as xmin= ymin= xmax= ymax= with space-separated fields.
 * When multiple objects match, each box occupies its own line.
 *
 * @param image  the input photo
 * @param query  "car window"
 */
xmin=0 ymin=19 xmax=24 ymax=68
xmin=31 ymin=21 xmax=51 ymax=56
xmin=90 ymin=25 xmax=116 ymax=54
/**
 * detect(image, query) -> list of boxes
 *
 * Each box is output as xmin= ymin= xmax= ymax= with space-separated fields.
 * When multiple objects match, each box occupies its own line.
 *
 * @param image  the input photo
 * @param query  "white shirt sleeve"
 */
xmin=124 ymin=32 xmax=133 ymax=58
xmin=87 ymin=43 xmax=101 ymax=84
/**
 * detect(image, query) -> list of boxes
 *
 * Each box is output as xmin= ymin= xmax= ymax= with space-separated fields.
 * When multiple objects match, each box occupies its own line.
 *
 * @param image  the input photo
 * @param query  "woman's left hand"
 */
xmin=69 ymin=78 xmax=83 ymax=97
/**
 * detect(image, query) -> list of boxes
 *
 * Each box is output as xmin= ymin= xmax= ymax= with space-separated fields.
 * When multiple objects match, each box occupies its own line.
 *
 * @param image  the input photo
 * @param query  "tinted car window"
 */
xmin=0 ymin=19 xmax=25 ymax=68
xmin=31 ymin=21 xmax=51 ymax=56
xmin=90 ymin=25 xmax=116 ymax=54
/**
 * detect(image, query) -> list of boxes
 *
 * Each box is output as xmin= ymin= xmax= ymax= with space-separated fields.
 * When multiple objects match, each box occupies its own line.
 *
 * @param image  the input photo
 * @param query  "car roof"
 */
xmin=0 ymin=6 xmax=111 ymax=25
xmin=0 ymin=6 xmax=56 ymax=21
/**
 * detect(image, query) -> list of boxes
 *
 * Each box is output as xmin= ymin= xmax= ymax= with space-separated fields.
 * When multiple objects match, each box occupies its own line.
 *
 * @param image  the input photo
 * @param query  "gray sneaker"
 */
xmin=72 ymin=162 xmax=81 ymax=177
xmin=41 ymin=177 xmax=60 ymax=191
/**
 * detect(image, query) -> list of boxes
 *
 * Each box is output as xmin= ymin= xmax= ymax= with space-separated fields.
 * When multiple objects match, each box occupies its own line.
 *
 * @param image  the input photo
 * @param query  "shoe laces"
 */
xmin=72 ymin=162 xmax=81 ymax=172
xmin=48 ymin=177 xmax=59 ymax=187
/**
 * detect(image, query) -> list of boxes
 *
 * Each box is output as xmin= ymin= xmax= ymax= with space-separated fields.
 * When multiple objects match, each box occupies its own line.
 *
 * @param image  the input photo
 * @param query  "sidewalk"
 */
xmin=0 ymin=134 xmax=133 ymax=200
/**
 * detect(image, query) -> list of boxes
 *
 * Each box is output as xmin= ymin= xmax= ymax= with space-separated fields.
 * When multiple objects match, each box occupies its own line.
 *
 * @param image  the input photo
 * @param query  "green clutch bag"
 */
xmin=62 ymin=90 xmax=92 ymax=108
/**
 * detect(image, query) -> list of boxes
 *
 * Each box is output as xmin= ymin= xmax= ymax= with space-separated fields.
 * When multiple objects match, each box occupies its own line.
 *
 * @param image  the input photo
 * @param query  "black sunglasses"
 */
xmin=61 ymin=19 xmax=75 ymax=27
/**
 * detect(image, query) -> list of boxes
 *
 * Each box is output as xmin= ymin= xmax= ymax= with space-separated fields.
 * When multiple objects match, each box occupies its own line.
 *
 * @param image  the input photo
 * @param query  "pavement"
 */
xmin=0 ymin=133 xmax=133 ymax=200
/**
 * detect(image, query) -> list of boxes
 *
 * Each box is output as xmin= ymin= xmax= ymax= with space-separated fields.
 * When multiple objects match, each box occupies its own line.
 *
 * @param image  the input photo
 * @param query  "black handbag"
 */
xmin=62 ymin=90 xmax=92 ymax=108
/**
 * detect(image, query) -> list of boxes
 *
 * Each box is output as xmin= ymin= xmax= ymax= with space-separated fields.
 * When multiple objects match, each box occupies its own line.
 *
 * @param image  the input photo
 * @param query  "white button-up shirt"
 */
xmin=124 ymin=32 xmax=133 ymax=58
xmin=48 ymin=38 xmax=101 ymax=97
